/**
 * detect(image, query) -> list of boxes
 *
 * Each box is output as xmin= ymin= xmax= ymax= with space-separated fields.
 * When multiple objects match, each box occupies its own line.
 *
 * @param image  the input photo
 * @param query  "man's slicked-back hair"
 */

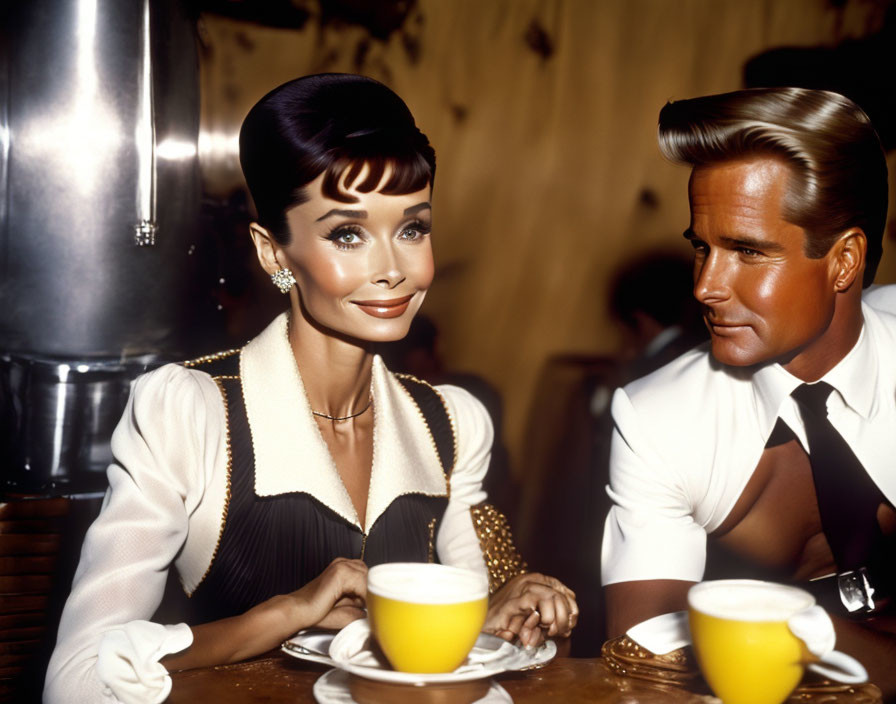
xmin=658 ymin=87 xmax=888 ymax=287
xmin=239 ymin=73 xmax=436 ymax=244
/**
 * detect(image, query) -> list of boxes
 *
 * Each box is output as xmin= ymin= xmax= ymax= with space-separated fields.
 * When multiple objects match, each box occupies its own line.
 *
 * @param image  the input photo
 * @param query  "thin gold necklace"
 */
xmin=311 ymin=397 xmax=373 ymax=422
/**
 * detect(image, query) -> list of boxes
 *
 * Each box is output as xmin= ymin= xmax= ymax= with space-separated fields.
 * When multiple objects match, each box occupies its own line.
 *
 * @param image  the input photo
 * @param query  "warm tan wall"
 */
xmin=198 ymin=0 xmax=896 ymax=476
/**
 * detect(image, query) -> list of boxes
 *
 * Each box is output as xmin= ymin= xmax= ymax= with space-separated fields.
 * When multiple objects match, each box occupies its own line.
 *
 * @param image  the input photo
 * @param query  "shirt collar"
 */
xmin=823 ymin=305 xmax=876 ymax=419
xmin=751 ymin=307 xmax=874 ymax=438
xmin=238 ymin=312 xmax=448 ymax=532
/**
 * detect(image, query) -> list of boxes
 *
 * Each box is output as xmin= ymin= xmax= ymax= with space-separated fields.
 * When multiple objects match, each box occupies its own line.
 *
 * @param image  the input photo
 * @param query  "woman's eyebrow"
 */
xmin=315 ymin=208 xmax=367 ymax=222
xmin=403 ymin=202 xmax=431 ymax=216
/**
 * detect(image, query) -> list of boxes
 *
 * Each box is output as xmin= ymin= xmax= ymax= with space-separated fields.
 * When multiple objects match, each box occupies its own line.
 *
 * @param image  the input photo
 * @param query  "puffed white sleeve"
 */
xmin=433 ymin=385 xmax=491 ymax=578
xmin=44 ymin=363 xmax=226 ymax=704
xmin=601 ymin=387 xmax=707 ymax=585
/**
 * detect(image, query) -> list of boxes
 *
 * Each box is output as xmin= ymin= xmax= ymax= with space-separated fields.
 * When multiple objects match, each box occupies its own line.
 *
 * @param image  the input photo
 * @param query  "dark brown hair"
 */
xmin=658 ymin=87 xmax=888 ymax=287
xmin=239 ymin=73 xmax=436 ymax=244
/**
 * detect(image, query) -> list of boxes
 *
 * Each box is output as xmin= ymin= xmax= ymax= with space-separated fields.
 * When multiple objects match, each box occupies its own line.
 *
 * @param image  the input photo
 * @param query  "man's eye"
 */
xmin=737 ymin=246 xmax=761 ymax=257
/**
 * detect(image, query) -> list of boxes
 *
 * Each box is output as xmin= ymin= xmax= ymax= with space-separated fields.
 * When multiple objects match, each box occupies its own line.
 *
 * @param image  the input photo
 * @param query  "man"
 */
xmin=601 ymin=87 xmax=896 ymax=695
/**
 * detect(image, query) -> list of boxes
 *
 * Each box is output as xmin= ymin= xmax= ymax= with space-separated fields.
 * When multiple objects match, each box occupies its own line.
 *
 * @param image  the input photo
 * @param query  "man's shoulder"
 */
xmin=864 ymin=284 xmax=896 ymax=317
xmin=621 ymin=341 xmax=753 ymax=411
xmin=610 ymin=343 xmax=761 ymax=469
xmin=863 ymin=294 xmax=896 ymax=341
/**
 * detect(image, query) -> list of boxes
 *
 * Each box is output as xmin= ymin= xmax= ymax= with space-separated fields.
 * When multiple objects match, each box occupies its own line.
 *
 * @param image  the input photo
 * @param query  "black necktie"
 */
xmin=791 ymin=382 xmax=886 ymax=573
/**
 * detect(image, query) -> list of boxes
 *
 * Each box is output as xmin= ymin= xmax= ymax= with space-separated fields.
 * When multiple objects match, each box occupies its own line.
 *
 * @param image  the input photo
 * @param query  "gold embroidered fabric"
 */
xmin=182 ymin=347 xmax=241 ymax=369
xmin=470 ymin=503 xmax=527 ymax=593
xmin=601 ymin=637 xmax=699 ymax=688
xmin=787 ymin=676 xmax=882 ymax=704
xmin=600 ymin=636 xmax=883 ymax=703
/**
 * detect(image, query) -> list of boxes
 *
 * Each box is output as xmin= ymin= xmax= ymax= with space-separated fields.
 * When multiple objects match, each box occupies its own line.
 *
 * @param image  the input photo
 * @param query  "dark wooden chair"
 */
xmin=0 ymin=495 xmax=103 ymax=703
xmin=0 ymin=496 xmax=71 ymax=702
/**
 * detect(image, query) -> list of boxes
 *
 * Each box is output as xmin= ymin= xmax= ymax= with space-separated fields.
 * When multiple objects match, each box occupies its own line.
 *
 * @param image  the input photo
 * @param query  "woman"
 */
xmin=45 ymin=74 xmax=577 ymax=703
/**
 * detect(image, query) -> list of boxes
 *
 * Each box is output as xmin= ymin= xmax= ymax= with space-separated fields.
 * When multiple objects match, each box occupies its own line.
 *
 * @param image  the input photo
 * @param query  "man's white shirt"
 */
xmin=601 ymin=291 xmax=896 ymax=586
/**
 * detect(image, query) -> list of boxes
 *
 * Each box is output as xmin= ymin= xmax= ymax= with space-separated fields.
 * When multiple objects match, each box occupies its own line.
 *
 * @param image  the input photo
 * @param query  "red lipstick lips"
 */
xmin=352 ymin=294 xmax=414 ymax=319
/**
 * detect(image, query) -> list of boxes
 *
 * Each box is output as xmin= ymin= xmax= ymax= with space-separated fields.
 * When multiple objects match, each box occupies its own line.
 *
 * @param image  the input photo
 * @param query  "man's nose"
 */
xmin=693 ymin=250 xmax=728 ymax=304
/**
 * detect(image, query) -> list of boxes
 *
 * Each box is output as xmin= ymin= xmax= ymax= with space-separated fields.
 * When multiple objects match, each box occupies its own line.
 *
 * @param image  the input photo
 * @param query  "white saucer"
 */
xmin=283 ymin=619 xmax=557 ymax=685
xmin=282 ymin=628 xmax=336 ymax=666
xmin=313 ymin=668 xmax=512 ymax=704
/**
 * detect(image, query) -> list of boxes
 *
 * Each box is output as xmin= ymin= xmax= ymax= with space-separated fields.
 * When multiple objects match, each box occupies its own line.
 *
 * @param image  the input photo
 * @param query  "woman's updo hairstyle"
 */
xmin=239 ymin=73 xmax=436 ymax=244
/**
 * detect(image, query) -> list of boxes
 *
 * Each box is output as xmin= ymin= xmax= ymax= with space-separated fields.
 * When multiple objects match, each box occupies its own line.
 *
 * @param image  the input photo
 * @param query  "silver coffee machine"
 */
xmin=1 ymin=0 xmax=202 ymax=495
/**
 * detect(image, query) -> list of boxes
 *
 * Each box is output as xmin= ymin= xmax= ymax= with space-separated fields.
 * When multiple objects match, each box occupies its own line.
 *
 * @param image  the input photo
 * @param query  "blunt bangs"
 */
xmin=319 ymin=152 xmax=434 ymax=204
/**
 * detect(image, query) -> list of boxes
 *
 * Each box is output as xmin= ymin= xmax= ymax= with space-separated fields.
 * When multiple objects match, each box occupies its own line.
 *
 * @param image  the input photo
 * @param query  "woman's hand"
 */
xmin=164 ymin=557 xmax=368 ymax=671
xmin=483 ymin=573 xmax=578 ymax=648
xmin=287 ymin=557 xmax=368 ymax=630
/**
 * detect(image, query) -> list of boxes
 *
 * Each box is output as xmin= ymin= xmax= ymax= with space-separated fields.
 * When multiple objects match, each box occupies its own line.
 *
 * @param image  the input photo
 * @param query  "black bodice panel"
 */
xmin=186 ymin=375 xmax=449 ymax=623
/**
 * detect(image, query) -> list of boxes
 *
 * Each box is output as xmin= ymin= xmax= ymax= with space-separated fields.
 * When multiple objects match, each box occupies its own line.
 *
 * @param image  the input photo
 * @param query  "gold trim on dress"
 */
xmin=469 ymin=503 xmax=527 ymax=594
xmin=427 ymin=517 xmax=437 ymax=562
xmin=392 ymin=372 xmax=457 ymax=495
xmin=185 ymin=375 xmax=234 ymax=596
xmin=182 ymin=347 xmax=241 ymax=368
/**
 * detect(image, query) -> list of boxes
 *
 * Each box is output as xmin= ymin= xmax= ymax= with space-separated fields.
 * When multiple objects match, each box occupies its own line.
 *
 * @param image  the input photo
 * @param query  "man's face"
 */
xmin=687 ymin=158 xmax=840 ymax=374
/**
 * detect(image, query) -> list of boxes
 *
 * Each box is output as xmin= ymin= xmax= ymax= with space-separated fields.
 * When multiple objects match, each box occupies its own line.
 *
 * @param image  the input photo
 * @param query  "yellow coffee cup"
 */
xmin=367 ymin=562 xmax=489 ymax=673
xmin=688 ymin=580 xmax=867 ymax=704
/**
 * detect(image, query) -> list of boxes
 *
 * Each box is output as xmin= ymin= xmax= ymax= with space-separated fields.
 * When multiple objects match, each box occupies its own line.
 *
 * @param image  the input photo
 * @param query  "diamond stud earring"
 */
xmin=271 ymin=267 xmax=296 ymax=294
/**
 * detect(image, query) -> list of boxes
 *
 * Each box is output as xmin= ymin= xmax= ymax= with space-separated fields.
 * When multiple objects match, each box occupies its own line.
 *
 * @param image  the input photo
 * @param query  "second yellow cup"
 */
xmin=688 ymin=579 xmax=867 ymax=704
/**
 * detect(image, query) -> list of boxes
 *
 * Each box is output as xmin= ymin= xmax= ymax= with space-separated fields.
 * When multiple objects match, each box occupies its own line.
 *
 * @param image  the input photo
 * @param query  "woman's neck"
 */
xmin=287 ymin=308 xmax=374 ymax=419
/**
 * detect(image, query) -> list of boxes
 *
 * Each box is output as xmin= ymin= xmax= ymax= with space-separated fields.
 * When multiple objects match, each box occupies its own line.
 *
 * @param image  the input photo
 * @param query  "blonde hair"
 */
xmin=658 ymin=87 xmax=887 ymax=287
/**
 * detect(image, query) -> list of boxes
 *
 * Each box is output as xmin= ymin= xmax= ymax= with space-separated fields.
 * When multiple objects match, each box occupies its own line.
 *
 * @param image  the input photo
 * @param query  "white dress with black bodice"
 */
xmin=45 ymin=312 xmax=496 ymax=704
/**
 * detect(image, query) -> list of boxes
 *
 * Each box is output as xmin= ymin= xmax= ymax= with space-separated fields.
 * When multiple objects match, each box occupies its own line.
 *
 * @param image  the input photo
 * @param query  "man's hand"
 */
xmin=484 ymin=573 xmax=578 ymax=647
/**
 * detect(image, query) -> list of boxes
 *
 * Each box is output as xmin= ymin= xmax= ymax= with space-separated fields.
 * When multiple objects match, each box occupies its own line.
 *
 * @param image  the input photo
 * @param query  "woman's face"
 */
xmin=276 ymin=166 xmax=434 ymax=343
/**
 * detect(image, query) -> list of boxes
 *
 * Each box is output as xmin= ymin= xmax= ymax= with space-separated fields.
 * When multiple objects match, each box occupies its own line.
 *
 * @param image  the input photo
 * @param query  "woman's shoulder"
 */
xmin=129 ymin=358 xmax=232 ymax=417
xmin=431 ymin=383 xmax=494 ymax=458
xmin=387 ymin=370 xmax=490 ymax=422
xmin=433 ymin=382 xmax=489 ymax=419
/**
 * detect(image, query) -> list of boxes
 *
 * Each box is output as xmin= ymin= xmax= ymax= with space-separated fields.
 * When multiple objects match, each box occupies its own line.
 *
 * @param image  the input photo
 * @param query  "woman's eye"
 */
xmin=398 ymin=221 xmax=431 ymax=242
xmin=325 ymin=227 xmax=364 ymax=249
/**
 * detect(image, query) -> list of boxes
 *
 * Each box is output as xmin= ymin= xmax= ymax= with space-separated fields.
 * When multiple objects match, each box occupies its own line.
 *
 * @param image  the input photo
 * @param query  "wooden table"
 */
xmin=168 ymin=654 xmax=717 ymax=703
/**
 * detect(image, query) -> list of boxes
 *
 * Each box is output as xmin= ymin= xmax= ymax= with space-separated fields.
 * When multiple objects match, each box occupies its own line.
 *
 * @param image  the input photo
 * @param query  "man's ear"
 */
xmin=248 ymin=222 xmax=282 ymax=276
xmin=829 ymin=228 xmax=866 ymax=293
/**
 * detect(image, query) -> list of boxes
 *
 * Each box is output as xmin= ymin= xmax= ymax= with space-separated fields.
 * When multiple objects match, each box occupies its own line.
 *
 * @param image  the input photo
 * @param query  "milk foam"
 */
xmin=368 ymin=563 xmax=489 ymax=604
xmin=689 ymin=580 xmax=815 ymax=621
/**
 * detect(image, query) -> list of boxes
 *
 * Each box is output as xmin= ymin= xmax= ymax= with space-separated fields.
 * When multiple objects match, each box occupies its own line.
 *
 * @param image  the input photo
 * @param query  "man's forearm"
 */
xmin=604 ymin=579 xmax=694 ymax=637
